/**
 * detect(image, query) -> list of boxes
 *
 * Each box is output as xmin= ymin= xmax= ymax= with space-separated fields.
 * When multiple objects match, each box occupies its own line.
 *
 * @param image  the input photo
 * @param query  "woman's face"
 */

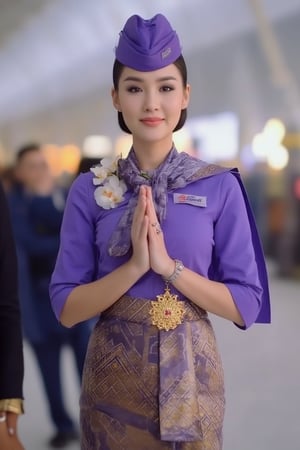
xmin=112 ymin=64 xmax=190 ymax=145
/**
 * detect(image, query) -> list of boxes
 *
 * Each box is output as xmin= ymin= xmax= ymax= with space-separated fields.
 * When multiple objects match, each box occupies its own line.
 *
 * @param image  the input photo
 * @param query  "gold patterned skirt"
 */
xmin=80 ymin=296 xmax=225 ymax=449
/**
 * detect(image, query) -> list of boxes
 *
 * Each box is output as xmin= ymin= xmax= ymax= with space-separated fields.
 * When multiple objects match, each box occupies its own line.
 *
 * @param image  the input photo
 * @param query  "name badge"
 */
xmin=173 ymin=193 xmax=207 ymax=207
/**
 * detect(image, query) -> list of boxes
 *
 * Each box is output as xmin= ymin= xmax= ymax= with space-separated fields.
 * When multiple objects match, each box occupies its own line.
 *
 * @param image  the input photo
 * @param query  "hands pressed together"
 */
xmin=130 ymin=185 xmax=175 ymax=279
xmin=0 ymin=413 xmax=24 ymax=450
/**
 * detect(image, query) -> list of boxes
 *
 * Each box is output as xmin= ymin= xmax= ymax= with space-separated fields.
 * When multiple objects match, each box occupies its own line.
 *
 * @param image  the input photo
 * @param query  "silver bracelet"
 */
xmin=163 ymin=259 xmax=184 ymax=284
xmin=0 ymin=414 xmax=6 ymax=423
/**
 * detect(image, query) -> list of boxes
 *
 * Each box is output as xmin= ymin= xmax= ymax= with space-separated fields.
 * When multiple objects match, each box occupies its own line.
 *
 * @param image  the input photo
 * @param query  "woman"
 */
xmin=50 ymin=13 xmax=270 ymax=449
xmin=0 ymin=181 xmax=24 ymax=450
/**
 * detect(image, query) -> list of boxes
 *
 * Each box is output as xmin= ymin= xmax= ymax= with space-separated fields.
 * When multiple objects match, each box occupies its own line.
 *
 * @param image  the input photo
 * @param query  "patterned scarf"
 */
xmin=108 ymin=147 xmax=224 ymax=256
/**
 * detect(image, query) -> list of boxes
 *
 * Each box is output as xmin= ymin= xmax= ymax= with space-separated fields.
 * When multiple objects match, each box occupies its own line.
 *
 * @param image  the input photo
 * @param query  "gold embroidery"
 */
xmin=82 ymin=296 xmax=224 ymax=449
xmin=149 ymin=285 xmax=185 ymax=331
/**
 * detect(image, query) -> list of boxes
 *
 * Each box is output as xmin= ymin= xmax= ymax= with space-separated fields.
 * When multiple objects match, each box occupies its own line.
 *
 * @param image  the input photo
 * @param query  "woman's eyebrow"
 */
xmin=123 ymin=75 xmax=178 ymax=82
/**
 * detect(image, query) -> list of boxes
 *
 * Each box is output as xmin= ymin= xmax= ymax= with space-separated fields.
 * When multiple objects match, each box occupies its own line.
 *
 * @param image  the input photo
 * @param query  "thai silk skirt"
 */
xmin=80 ymin=295 xmax=225 ymax=449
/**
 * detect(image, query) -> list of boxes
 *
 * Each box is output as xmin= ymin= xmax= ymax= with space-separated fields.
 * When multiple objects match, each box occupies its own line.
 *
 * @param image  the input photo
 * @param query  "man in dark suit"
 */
xmin=8 ymin=143 xmax=91 ymax=448
xmin=0 ymin=181 xmax=24 ymax=450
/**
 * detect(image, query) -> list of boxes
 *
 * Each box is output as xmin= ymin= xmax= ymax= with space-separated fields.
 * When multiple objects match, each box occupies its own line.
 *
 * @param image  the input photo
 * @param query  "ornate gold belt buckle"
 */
xmin=149 ymin=285 xmax=185 ymax=331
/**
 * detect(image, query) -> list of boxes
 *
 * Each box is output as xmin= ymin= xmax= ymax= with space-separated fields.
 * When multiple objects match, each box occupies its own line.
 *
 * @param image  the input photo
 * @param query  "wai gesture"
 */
xmin=130 ymin=185 xmax=174 ymax=279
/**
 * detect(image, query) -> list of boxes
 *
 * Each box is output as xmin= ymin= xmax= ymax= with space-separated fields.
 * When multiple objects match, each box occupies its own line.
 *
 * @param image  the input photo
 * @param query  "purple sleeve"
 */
xmin=212 ymin=173 xmax=263 ymax=329
xmin=49 ymin=174 xmax=97 ymax=320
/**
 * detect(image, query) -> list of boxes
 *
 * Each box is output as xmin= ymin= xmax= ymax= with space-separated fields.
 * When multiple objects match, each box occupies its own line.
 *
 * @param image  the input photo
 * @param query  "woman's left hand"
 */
xmin=145 ymin=186 xmax=174 ymax=278
xmin=0 ymin=413 xmax=25 ymax=450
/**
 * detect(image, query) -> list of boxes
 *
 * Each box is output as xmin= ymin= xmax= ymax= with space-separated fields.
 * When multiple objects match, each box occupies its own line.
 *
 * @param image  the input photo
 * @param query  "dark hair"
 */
xmin=76 ymin=157 xmax=102 ymax=175
xmin=112 ymin=55 xmax=188 ymax=134
xmin=16 ymin=143 xmax=41 ymax=163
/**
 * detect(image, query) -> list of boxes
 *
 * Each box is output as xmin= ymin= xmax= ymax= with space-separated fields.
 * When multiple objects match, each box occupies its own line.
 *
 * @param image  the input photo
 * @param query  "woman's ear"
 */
xmin=111 ymin=87 xmax=121 ymax=112
xmin=182 ymin=84 xmax=191 ymax=110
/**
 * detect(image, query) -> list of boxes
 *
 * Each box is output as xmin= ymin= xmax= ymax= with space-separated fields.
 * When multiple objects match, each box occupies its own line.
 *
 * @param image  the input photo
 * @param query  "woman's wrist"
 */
xmin=126 ymin=258 xmax=149 ymax=279
xmin=161 ymin=259 xmax=185 ymax=283
xmin=159 ymin=258 xmax=176 ymax=279
xmin=0 ymin=399 xmax=24 ymax=415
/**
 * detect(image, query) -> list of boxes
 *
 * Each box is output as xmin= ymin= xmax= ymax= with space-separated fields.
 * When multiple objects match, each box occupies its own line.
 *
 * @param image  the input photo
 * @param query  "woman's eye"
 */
xmin=126 ymin=86 xmax=142 ymax=93
xmin=160 ymin=85 xmax=174 ymax=92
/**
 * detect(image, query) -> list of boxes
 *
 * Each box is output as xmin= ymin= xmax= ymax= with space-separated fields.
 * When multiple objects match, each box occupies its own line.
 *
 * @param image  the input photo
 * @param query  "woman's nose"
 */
xmin=143 ymin=91 xmax=159 ymax=112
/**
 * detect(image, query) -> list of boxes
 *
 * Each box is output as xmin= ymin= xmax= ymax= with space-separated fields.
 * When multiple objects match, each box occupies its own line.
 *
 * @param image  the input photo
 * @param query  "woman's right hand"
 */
xmin=130 ymin=185 xmax=150 ymax=275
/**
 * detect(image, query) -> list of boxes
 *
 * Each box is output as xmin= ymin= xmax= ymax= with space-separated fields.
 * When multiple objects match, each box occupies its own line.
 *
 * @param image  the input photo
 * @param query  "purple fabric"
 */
xmin=115 ymin=14 xmax=181 ymax=71
xmin=80 ymin=297 xmax=224 ymax=446
xmin=110 ymin=148 xmax=220 ymax=256
xmin=158 ymin=319 xmax=224 ymax=442
xmin=49 ymin=155 xmax=271 ymax=329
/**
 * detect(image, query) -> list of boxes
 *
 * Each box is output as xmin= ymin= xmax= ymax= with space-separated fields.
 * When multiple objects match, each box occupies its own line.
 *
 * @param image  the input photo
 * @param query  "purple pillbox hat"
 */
xmin=115 ymin=13 xmax=182 ymax=71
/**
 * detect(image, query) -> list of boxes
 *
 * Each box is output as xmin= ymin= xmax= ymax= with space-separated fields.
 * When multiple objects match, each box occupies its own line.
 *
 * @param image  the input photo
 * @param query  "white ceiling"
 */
xmin=1 ymin=0 xmax=300 ymax=122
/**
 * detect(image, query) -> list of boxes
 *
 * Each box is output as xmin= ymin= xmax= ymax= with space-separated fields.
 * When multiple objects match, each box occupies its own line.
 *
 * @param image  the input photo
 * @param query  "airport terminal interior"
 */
xmin=1 ymin=1 xmax=300 ymax=449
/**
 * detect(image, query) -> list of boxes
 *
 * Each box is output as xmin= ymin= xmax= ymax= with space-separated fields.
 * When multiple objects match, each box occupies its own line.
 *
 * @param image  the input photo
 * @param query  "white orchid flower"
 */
xmin=90 ymin=165 xmax=109 ymax=185
xmin=101 ymin=156 xmax=119 ymax=174
xmin=91 ymin=155 xmax=126 ymax=209
xmin=94 ymin=175 xmax=127 ymax=209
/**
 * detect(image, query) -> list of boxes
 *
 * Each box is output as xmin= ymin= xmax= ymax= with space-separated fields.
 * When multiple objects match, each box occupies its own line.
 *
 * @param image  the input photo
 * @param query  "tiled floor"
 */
xmin=19 ymin=267 xmax=300 ymax=449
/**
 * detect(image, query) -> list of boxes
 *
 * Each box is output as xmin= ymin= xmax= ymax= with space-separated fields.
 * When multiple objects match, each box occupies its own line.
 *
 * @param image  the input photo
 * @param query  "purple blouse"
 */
xmin=50 ymin=169 xmax=270 ymax=329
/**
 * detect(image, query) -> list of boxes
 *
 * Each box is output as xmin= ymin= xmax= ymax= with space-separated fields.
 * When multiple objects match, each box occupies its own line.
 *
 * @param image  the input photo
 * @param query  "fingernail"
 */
xmin=8 ymin=427 xmax=15 ymax=435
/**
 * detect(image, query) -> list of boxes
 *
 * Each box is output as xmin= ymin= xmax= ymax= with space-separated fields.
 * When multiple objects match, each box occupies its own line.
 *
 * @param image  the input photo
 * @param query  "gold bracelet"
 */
xmin=0 ymin=399 xmax=24 ymax=415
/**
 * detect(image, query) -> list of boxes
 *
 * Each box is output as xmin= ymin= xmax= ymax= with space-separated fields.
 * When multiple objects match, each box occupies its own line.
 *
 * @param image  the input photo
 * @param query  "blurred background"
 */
xmin=1 ymin=0 xmax=300 ymax=449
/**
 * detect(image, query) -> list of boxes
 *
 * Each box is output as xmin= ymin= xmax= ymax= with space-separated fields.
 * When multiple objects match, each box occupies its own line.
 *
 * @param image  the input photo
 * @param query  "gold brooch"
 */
xmin=149 ymin=285 xmax=185 ymax=331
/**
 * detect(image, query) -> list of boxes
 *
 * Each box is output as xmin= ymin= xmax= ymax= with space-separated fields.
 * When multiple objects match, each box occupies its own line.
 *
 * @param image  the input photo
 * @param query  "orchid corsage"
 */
xmin=90 ymin=156 xmax=127 ymax=209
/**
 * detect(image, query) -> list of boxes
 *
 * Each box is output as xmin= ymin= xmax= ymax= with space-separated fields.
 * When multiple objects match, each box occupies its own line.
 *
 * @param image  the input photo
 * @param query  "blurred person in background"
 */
xmin=0 ymin=166 xmax=16 ymax=194
xmin=7 ymin=143 xmax=91 ymax=448
xmin=243 ymin=161 xmax=268 ymax=250
xmin=0 ymin=181 xmax=24 ymax=450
